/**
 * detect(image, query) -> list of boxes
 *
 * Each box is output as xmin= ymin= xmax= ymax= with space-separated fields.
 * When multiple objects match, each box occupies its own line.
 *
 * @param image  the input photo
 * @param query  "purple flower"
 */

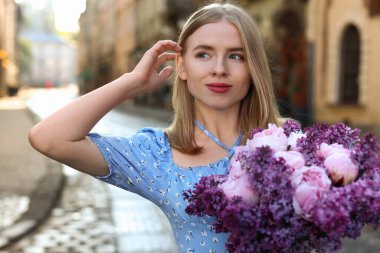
xmin=249 ymin=127 xmax=264 ymax=139
xmin=283 ymin=119 xmax=302 ymax=137
xmin=288 ymin=131 xmax=306 ymax=151
xmin=184 ymin=120 xmax=380 ymax=253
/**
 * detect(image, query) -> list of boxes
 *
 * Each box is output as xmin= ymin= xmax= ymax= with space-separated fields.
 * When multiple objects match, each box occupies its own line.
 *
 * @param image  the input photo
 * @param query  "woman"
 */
xmin=29 ymin=2 xmax=280 ymax=252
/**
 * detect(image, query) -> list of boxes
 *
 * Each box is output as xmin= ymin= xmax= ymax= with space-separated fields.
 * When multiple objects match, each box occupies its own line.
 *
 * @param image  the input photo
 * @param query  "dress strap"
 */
xmin=194 ymin=120 xmax=242 ymax=157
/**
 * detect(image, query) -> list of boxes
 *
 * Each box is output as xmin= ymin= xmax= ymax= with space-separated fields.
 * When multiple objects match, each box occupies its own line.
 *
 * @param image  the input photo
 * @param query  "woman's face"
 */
xmin=177 ymin=19 xmax=251 ymax=112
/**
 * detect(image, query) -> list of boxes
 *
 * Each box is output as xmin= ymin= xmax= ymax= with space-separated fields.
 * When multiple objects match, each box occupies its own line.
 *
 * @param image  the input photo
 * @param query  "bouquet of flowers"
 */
xmin=183 ymin=120 xmax=380 ymax=253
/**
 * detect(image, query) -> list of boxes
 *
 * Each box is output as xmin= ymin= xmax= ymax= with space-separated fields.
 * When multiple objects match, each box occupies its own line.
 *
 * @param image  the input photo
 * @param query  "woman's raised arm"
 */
xmin=28 ymin=40 xmax=181 ymax=176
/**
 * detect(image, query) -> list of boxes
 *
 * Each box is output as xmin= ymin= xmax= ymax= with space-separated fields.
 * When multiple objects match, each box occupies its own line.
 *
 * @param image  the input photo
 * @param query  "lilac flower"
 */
xmin=352 ymin=133 xmax=380 ymax=180
xmin=283 ymin=119 xmax=302 ymax=137
xmin=184 ymin=120 xmax=380 ymax=253
xmin=249 ymin=127 xmax=264 ymax=140
xmin=288 ymin=131 xmax=306 ymax=151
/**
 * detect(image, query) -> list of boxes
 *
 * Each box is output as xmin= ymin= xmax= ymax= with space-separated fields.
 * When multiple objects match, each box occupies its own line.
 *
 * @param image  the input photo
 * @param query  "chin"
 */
xmin=195 ymin=98 xmax=241 ymax=111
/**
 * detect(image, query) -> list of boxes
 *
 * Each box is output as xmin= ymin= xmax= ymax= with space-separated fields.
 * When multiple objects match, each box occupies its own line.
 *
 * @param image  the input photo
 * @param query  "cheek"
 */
xmin=186 ymin=61 xmax=209 ymax=77
xmin=185 ymin=79 xmax=199 ymax=97
xmin=236 ymin=66 xmax=251 ymax=93
xmin=239 ymin=77 xmax=251 ymax=97
xmin=183 ymin=64 xmax=208 ymax=88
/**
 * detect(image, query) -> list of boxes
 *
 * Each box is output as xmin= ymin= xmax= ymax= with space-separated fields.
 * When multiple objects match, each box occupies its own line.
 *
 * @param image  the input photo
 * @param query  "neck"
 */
xmin=194 ymin=104 xmax=240 ymax=141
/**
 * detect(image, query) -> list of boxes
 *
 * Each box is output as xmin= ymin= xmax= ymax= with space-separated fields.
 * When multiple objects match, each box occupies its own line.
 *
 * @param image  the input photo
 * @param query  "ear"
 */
xmin=176 ymin=54 xmax=188 ymax=80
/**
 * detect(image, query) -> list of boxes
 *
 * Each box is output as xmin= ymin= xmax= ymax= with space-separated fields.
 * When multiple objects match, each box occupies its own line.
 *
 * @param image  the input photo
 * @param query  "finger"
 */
xmin=156 ymin=53 xmax=176 ymax=69
xmin=134 ymin=41 xmax=180 ymax=76
xmin=150 ymin=40 xmax=182 ymax=57
xmin=156 ymin=40 xmax=182 ymax=51
xmin=158 ymin=66 xmax=174 ymax=81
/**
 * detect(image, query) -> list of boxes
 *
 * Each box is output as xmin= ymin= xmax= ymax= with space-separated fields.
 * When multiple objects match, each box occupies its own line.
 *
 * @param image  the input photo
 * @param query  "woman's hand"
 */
xmin=129 ymin=40 xmax=182 ymax=96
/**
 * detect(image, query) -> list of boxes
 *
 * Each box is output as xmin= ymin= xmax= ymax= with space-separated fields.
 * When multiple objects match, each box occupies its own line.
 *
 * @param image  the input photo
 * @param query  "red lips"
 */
xmin=206 ymin=83 xmax=232 ymax=93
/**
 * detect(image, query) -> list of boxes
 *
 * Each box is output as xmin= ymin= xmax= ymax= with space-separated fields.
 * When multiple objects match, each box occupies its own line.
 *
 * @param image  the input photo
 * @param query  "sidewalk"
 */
xmin=0 ymin=97 xmax=64 ymax=249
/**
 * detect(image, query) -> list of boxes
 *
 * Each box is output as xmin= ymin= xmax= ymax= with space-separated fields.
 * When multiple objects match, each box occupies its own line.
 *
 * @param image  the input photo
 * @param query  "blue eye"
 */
xmin=229 ymin=53 xmax=244 ymax=60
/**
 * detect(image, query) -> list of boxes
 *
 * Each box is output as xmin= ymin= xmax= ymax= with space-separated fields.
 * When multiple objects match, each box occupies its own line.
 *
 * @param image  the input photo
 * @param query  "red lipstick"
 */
xmin=206 ymin=83 xmax=232 ymax=93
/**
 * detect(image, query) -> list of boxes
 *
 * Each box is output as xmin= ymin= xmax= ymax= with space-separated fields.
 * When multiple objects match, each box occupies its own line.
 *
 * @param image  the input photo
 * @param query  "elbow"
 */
xmin=28 ymin=124 xmax=54 ymax=156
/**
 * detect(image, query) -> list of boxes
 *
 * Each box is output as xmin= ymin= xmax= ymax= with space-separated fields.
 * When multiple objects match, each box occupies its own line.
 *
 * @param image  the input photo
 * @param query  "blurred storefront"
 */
xmin=244 ymin=0 xmax=309 ymax=125
xmin=308 ymin=0 xmax=380 ymax=134
xmin=0 ymin=0 xmax=19 ymax=97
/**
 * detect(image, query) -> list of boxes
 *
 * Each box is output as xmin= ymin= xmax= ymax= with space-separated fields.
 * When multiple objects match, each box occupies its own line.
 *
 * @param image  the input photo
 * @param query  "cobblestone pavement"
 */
xmin=0 ymin=195 xmax=29 ymax=231
xmin=3 ymin=166 xmax=117 ymax=253
xmin=108 ymin=186 xmax=176 ymax=253
xmin=2 ymin=164 xmax=177 ymax=253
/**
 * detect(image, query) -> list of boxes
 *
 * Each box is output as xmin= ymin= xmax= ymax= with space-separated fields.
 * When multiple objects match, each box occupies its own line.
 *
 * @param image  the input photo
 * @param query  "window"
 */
xmin=339 ymin=25 xmax=360 ymax=104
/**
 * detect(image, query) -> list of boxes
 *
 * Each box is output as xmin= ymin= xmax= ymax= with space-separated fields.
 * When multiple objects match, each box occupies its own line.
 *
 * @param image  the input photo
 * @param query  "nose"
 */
xmin=211 ymin=58 xmax=227 ymax=77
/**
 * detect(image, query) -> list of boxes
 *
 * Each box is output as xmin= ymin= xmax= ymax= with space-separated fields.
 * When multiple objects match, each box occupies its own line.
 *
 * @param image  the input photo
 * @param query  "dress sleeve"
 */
xmin=87 ymin=128 xmax=171 ymax=204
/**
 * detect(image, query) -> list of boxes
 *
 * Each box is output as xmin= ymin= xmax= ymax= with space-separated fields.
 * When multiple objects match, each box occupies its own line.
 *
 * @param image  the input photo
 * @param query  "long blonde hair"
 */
xmin=166 ymin=2 xmax=280 ymax=154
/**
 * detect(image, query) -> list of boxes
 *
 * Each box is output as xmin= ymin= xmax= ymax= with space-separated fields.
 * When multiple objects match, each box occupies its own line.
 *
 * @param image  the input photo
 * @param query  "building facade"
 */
xmin=78 ymin=0 xmax=119 ymax=94
xmin=77 ymin=0 xmax=99 ymax=93
xmin=307 ymin=0 xmax=380 ymax=134
xmin=113 ymin=0 xmax=136 ymax=78
xmin=19 ymin=31 xmax=77 ymax=87
xmin=78 ymin=0 xmax=199 ymax=108
xmin=0 ymin=0 xmax=18 ymax=96
xmin=244 ymin=0 xmax=309 ymax=125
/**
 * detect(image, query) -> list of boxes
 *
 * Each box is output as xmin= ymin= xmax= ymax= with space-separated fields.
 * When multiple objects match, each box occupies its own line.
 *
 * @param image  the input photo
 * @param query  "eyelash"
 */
xmin=195 ymin=52 xmax=210 ymax=58
xmin=195 ymin=52 xmax=244 ymax=61
xmin=229 ymin=53 xmax=244 ymax=61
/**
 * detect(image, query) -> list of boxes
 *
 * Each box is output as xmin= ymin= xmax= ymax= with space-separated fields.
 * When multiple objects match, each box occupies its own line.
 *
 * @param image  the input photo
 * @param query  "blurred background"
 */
xmin=1 ymin=0 xmax=380 ymax=129
xmin=0 ymin=0 xmax=380 ymax=252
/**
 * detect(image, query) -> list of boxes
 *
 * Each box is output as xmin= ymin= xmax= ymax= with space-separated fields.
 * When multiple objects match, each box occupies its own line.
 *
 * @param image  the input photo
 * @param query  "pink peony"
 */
xmin=219 ymin=173 xmax=259 ymax=205
xmin=247 ymin=123 xmax=288 ymax=151
xmin=228 ymin=156 xmax=245 ymax=179
xmin=323 ymin=153 xmax=359 ymax=185
xmin=274 ymin=150 xmax=305 ymax=172
xmin=318 ymin=143 xmax=350 ymax=158
xmin=291 ymin=166 xmax=331 ymax=217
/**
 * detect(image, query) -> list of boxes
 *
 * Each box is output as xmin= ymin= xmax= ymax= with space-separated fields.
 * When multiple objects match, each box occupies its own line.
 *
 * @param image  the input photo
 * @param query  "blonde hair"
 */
xmin=166 ymin=2 xmax=280 ymax=154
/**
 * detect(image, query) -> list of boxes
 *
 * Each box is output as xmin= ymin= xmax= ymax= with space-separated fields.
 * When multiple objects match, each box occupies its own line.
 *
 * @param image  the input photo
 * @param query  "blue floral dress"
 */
xmin=88 ymin=127 xmax=230 ymax=253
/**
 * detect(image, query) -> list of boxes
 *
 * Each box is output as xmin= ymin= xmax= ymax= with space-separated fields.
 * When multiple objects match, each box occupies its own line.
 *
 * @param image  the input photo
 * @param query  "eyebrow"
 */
xmin=192 ymin=44 xmax=244 ymax=52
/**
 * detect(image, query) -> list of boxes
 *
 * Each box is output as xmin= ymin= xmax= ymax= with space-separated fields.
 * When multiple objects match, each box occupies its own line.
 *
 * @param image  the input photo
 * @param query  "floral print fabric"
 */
xmin=88 ymin=128 xmax=230 ymax=253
